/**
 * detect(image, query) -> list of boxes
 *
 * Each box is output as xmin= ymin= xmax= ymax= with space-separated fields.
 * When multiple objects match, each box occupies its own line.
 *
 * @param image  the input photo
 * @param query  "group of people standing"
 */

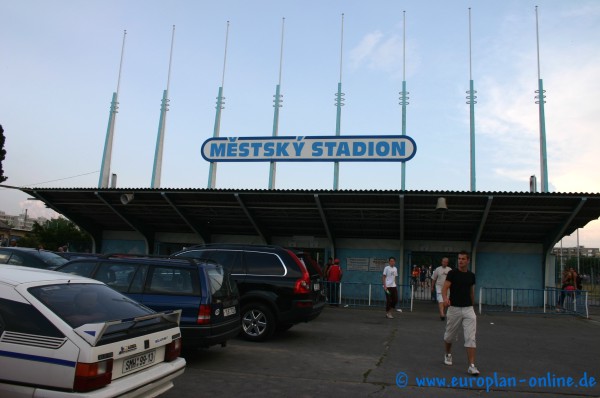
xmin=410 ymin=264 xmax=433 ymax=290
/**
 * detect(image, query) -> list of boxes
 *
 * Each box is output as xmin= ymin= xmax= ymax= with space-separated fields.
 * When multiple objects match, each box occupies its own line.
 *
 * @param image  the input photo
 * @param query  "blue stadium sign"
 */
xmin=201 ymin=135 xmax=417 ymax=162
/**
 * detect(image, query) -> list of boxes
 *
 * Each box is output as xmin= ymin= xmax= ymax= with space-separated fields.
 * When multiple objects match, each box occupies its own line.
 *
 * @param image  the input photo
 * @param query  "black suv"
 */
xmin=55 ymin=254 xmax=240 ymax=350
xmin=173 ymin=244 xmax=326 ymax=341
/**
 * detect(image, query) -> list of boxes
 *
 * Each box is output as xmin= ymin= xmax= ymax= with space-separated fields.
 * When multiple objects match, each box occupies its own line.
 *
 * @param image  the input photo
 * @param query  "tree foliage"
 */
xmin=0 ymin=124 xmax=7 ymax=183
xmin=19 ymin=218 xmax=92 ymax=252
xmin=563 ymin=256 xmax=600 ymax=277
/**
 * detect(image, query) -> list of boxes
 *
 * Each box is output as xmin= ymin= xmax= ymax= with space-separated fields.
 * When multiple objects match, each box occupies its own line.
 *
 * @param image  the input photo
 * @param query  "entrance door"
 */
xmin=407 ymin=252 xmax=456 ymax=301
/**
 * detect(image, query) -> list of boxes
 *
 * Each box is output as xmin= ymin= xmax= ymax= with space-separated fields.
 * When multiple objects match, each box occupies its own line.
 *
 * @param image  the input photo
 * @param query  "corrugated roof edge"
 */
xmin=11 ymin=186 xmax=600 ymax=197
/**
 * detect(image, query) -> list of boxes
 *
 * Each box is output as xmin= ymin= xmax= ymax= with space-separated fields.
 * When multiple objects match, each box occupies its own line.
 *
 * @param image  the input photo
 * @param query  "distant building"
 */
xmin=0 ymin=210 xmax=50 ymax=246
xmin=552 ymin=246 xmax=600 ymax=258
xmin=0 ymin=210 xmax=49 ymax=231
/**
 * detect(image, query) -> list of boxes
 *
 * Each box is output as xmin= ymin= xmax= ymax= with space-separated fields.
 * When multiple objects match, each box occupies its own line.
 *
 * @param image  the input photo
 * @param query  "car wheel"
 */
xmin=241 ymin=303 xmax=275 ymax=342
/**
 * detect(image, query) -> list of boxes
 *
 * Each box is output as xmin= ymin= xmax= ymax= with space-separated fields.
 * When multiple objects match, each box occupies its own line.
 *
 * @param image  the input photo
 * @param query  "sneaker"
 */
xmin=396 ymin=308 xmax=403 ymax=312
xmin=386 ymin=312 xmax=394 ymax=319
xmin=468 ymin=364 xmax=480 ymax=376
xmin=444 ymin=353 xmax=452 ymax=366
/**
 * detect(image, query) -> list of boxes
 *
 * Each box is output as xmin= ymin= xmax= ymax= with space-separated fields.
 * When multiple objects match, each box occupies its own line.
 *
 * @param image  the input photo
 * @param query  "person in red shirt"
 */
xmin=327 ymin=258 xmax=343 ymax=306
xmin=324 ymin=257 xmax=334 ymax=280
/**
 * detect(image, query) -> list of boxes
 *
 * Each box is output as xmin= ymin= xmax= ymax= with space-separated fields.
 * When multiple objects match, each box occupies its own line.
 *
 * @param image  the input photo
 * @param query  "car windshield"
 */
xmin=29 ymin=283 xmax=155 ymax=328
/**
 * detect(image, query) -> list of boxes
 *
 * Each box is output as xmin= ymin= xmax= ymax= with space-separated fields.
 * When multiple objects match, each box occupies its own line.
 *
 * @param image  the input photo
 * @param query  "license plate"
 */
xmin=122 ymin=350 xmax=156 ymax=373
xmin=223 ymin=306 xmax=236 ymax=316
xmin=313 ymin=283 xmax=320 ymax=291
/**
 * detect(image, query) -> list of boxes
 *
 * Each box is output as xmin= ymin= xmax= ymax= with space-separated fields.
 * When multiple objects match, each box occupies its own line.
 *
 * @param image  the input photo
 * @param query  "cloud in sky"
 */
xmin=348 ymin=26 xmax=422 ymax=81
xmin=19 ymin=200 xmax=58 ymax=220
xmin=349 ymin=30 xmax=405 ymax=77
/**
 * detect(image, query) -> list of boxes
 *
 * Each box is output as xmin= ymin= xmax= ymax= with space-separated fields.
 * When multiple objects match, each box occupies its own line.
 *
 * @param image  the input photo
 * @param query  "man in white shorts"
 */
xmin=431 ymin=257 xmax=451 ymax=320
xmin=442 ymin=251 xmax=479 ymax=376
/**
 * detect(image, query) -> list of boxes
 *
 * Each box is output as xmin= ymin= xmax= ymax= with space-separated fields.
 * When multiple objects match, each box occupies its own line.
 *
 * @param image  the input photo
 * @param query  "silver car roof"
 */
xmin=0 ymin=265 xmax=96 ymax=286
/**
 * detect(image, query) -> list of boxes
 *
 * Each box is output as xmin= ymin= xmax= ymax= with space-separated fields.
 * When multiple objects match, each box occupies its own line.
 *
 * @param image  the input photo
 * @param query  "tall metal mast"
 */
xmin=268 ymin=18 xmax=285 ymax=189
xmin=467 ymin=8 xmax=477 ymax=191
xmin=399 ymin=11 xmax=409 ymax=190
xmin=98 ymin=30 xmax=127 ymax=188
xmin=333 ymin=13 xmax=345 ymax=190
xmin=207 ymin=21 xmax=230 ymax=189
xmin=151 ymin=25 xmax=176 ymax=188
xmin=535 ymin=6 xmax=549 ymax=192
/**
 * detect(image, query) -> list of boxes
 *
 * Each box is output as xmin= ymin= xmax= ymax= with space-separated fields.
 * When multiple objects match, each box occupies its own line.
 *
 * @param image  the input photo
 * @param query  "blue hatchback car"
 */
xmin=55 ymin=255 xmax=240 ymax=350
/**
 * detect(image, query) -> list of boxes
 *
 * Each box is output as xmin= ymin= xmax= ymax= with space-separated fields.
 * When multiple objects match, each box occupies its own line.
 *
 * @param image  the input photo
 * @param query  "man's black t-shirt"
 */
xmin=447 ymin=269 xmax=476 ymax=307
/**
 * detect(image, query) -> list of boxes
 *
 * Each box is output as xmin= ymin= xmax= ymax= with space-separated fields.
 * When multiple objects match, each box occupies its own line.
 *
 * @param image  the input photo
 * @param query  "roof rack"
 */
xmin=183 ymin=243 xmax=283 ymax=250
xmin=92 ymin=253 xmax=219 ymax=267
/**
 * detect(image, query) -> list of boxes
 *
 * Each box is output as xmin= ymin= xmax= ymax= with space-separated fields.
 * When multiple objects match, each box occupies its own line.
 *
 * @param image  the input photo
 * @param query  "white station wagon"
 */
xmin=0 ymin=265 xmax=186 ymax=397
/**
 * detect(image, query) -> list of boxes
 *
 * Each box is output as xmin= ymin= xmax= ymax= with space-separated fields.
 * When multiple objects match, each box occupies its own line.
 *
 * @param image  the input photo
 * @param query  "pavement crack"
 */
xmin=363 ymin=326 xmax=398 ymax=383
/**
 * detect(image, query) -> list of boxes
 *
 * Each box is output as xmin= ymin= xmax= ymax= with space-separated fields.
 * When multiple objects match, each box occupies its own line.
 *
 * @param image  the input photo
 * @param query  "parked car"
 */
xmin=172 ymin=244 xmax=326 ymax=342
xmin=55 ymin=254 xmax=240 ymax=350
xmin=0 ymin=265 xmax=186 ymax=397
xmin=0 ymin=246 xmax=69 ymax=269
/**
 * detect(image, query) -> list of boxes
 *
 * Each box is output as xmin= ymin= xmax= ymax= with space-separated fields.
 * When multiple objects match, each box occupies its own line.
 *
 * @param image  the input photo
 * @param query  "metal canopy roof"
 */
xmin=15 ymin=187 xmax=600 ymax=252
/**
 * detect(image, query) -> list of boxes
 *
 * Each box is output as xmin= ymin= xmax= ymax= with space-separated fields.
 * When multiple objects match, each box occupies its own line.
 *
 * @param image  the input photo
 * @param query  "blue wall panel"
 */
xmin=476 ymin=252 xmax=543 ymax=289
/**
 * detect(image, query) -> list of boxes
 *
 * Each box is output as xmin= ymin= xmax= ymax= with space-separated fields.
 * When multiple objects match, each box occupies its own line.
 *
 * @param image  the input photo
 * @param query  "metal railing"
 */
xmin=478 ymin=287 xmax=589 ymax=318
xmin=321 ymin=282 xmax=590 ymax=317
xmin=323 ymin=281 xmax=413 ymax=310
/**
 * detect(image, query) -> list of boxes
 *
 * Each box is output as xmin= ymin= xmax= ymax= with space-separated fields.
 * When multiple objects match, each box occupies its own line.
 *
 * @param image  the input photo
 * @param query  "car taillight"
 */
xmin=197 ymin=304 xmax=211 ymax=325
xmin=165 ymin=338 xmax=182 ymax=362
xmin=73 ymin=359 xmax=113 ymax=392
xmin=294 ymin=277 xmax=311 ymax=294
xmin=287 ymin=249 xmax=311 ymax=294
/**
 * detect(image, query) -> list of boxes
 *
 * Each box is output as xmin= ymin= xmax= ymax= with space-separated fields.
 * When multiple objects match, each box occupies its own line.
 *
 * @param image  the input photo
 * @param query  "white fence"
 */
xmin=478 ymin=287 xmax=589 ymax=318
xmin=323 ymin=281 xmax=414 ymax=310
xmin=322 ymin=281 xmax=590 ymax=317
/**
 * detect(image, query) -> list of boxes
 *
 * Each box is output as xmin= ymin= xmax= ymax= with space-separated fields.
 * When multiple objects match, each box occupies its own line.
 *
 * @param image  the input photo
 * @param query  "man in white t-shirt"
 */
xmin=382 ymin=257 xmax=401 ymax=319
xmin=431 ymin=257 xmax=451 ymax=320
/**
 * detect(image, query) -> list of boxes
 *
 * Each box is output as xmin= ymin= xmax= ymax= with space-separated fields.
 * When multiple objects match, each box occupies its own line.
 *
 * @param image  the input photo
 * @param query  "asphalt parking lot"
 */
xmin=163 ymin=303 xmax=600 ymax=398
